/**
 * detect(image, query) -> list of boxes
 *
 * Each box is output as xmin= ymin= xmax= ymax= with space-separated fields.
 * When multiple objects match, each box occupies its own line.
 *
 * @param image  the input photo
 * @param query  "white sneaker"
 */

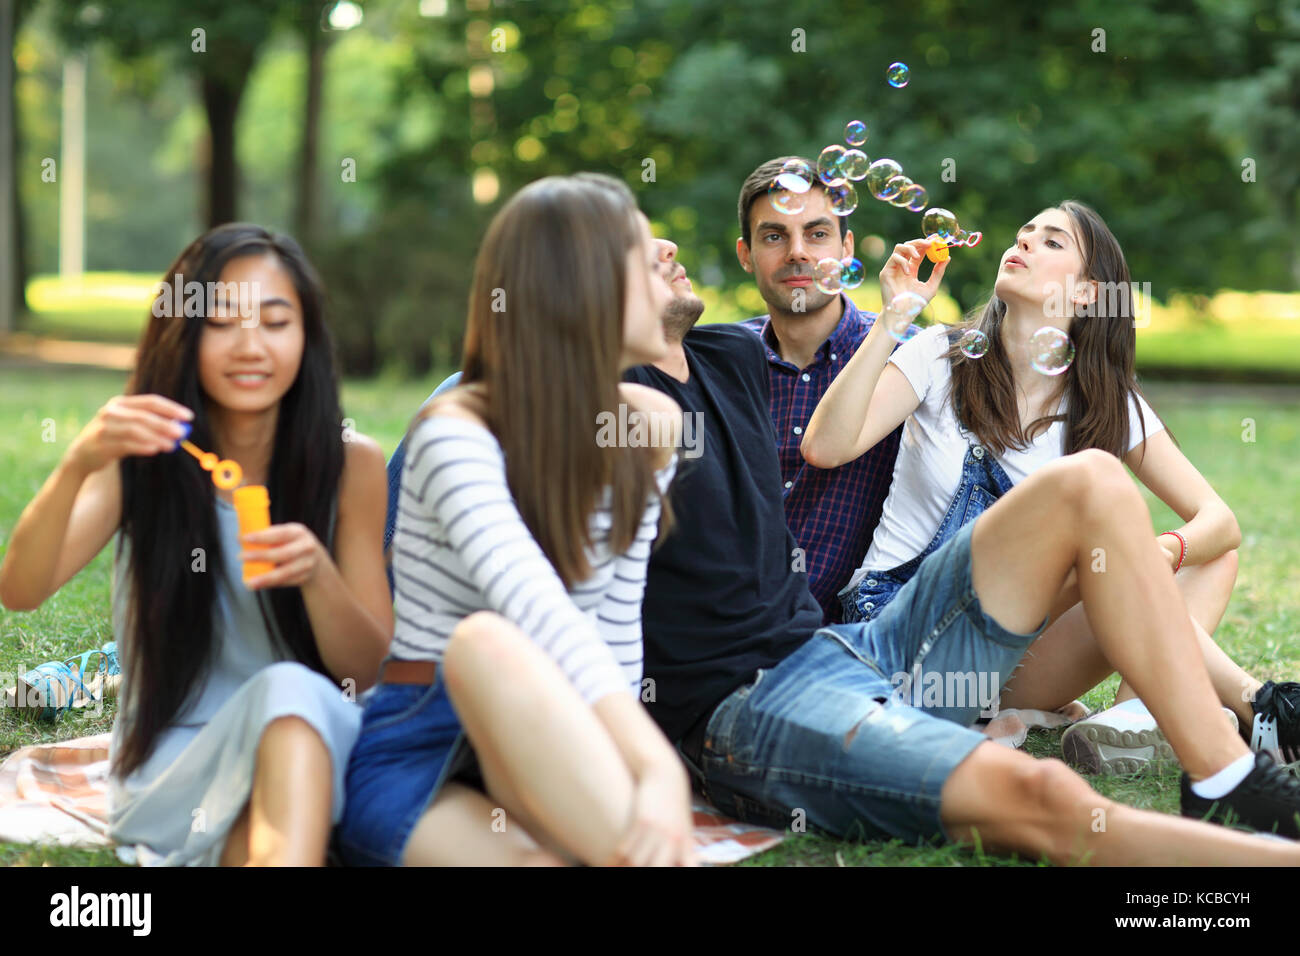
xmin=1061 ymin=700 xmax=1239 ymax=775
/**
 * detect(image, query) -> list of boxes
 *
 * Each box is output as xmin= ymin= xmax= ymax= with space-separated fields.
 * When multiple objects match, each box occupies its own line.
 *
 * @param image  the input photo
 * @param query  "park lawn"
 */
xmin=1 ymin=367 xmax=1298 ymax=866
xmin=15 ymin=272 xmax=1300 ymax=380
xmin=20 ymin=274 xmax=160 ymax=345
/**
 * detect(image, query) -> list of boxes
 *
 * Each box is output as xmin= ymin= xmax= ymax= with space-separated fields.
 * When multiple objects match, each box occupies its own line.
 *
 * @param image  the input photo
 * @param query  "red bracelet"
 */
xmin=1160 ymin=530 xmax=1187 ymax=572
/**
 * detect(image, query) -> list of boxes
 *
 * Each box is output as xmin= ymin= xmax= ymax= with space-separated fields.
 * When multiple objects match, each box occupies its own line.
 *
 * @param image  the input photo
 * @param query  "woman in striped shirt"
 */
xmin=335 ymin=173 xmax=696 ymax=867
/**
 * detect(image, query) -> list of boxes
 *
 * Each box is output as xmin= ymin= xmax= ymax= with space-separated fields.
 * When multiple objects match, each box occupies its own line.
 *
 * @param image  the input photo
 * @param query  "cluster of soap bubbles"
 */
xmin=766 ymin=66 xmax=987 ymax=343
xmin=767 ymin=152 xmax=862 ymax=217
xmin=858 ymin=157 xmax=925 ymax=211
xmin=949 ymin=324 xmax=1075 ymax=375
xmin=760 ymin=62 xmax=1075 ymax=377
xmin=813 ymin=256 xmax=867 ymax=294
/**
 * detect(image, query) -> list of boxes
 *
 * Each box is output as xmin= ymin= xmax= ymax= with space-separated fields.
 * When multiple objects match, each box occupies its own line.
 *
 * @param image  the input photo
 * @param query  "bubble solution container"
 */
xmin=232 ymin=485 xmax=275 ymax=584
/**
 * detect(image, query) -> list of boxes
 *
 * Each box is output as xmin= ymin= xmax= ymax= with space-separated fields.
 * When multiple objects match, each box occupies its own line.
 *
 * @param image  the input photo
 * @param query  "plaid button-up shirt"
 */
xmin=740 ymin=296 xmax=904 ymax=624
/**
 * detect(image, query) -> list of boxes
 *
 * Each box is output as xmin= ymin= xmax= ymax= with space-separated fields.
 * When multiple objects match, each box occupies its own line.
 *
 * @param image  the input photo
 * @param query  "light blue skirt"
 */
xmin=106 ymin=661 xmax=362 ymax=866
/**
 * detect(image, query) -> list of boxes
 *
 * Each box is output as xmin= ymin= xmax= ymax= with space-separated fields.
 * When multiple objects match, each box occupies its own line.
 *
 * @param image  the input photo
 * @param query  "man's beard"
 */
xmin=662 ymin=295 xmax=705 ymax=342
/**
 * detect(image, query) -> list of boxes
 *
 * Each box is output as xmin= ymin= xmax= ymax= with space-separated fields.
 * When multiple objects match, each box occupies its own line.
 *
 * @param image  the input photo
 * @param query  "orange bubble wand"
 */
xmin=178 ymin=439 xmax=244 ymax=490
xmin=176 ymin=438 xmax=273 ymax=584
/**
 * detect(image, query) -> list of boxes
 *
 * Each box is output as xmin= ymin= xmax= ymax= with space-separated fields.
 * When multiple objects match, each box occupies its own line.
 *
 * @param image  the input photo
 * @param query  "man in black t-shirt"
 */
xmin=626 ymin=237 xmax=1300 ymax=861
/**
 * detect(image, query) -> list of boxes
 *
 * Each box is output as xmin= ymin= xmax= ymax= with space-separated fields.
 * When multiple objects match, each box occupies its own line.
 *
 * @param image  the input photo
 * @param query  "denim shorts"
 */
xmin=334 ymin=672 xmax=468 ymax=867
xmin=687 ymin=520 xmax=1048 ymax=845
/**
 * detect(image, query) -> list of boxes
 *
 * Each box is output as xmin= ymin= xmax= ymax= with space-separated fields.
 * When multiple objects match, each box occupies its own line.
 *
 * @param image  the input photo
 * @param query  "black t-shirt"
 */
xmin=624 ymin=323 xmax=824 ymax=743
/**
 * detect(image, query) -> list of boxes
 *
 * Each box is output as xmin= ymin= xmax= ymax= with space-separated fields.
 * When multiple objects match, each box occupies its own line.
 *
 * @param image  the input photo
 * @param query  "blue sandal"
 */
xmin=13 ymin=642 xmax=120 ymax=721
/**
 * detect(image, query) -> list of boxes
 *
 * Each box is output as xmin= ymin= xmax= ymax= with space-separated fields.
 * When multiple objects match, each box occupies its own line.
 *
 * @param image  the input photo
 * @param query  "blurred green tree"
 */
xmin=48 ymin=0 xmax=317 ymax=227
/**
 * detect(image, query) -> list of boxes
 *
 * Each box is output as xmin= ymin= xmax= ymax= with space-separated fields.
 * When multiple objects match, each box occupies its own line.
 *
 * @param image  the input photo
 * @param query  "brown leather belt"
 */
xmin=382 ymin=659 xmax=439 ymax=685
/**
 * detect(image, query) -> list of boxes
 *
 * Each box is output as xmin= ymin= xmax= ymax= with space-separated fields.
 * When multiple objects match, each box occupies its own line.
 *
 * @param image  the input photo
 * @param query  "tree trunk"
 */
xmin=199 ymin=69 xmax=249 ymax=228
xmin=13 ymin=96 xmax=27 ymax=322
xmin=0 ymin=0 xmax=16 ymax=334
xmin=293 ymin=19 xmax=329 ymax=243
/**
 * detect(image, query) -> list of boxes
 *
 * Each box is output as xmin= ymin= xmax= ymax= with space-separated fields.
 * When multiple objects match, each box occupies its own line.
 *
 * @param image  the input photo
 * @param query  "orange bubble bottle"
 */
xmin=232 ymin=485 xmax=275 ymax=584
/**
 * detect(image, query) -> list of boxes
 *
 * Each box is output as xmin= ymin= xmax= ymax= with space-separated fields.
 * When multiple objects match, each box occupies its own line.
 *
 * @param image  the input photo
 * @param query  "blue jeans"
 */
xmin=686 ymin=520 xmax=1048 ymax=844
xmin=385 ymin=372 xmax=463 ymax=591
xmin=842 ymin=442 xmax=1014 ymax=624
xmin=334 ymin=671 xmax=468 ymax=867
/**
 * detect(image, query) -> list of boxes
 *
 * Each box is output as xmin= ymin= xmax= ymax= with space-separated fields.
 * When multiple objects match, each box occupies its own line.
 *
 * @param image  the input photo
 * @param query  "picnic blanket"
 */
xmin=0 ymin=704 xmax=1088 ymax=865
xmin=0 ymin=733 xmax=783 ymax=865
xmin=0 ymin=734 xmax=119 ymax=851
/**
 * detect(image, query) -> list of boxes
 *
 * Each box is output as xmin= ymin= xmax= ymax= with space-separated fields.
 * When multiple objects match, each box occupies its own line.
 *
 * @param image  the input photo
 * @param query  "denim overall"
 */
xmin=842 ymin=437 xmax=1015 ymax=624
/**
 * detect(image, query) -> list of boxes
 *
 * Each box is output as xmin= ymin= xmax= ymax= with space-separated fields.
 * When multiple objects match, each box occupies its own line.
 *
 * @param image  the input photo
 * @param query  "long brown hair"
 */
xmin=945 ymin=200 xmax=1164 ymax=460
xmin=426 ymin=173 xmax=669 ymax=588
xmin=116 ymin=224 xmax=343 ymax=778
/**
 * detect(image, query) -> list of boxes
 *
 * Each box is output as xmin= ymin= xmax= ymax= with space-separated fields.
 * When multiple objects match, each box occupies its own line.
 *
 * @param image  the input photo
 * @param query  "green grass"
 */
xmin=15 ymin=272 xmax=1300 ymax=380
xmin=1 ymin=369 xmax=1298 ymax=866
xmin=20 ymin=273 xmax=159 ymax=345
xmin=1135 ymin=324 xmax=1300 ymax=380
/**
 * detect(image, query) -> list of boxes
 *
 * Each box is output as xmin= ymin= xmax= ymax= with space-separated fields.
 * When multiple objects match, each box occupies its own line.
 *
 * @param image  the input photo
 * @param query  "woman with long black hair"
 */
xmin=0 ymin=224 xmax=393 ymax=865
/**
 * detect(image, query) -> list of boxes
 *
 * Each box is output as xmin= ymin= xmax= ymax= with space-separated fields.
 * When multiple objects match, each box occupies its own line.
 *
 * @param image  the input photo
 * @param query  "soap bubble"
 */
xmin=878 ymin=175 xmax=909 ymax=201
xmin=769 ymin=185 xmax=806 ymax=215
xmin=888 ymin=179 xmax=919 ymax=207
xmin=814 ymin=258 xmax=844 ymax=294
xmin=775 ymin=159 xmax=815 ymax=194
xmin=886 ymin=290 xmax=927 ymax=341
xmin=826 ymin=181 xmax=858 ymax=216
xmin=1029 ymin=326 xmax=1075 ymax=375
xmin=817 ymin=145 xmax=848 ymax=186
xmin=958 ymin=329 xmax=990 ymax=359
xmin=840 ymin=257 xmax=865 ymax=289
xmin=886 ymin=62 xmax=910 ymax=88
xmin=841 ymin=149 xmax=870 ymax=180
xmin=865 ymin=159 xmax=903 ymax=199
xmin=921 ymin=207 xmax=959 ymax=240
xmin=952 ymin=229 xmax=970 ymax=246
xmin=901 ymin=185 xmax=928 ymax=211
xmin=845 ymin=120 xmax=868 ymax=146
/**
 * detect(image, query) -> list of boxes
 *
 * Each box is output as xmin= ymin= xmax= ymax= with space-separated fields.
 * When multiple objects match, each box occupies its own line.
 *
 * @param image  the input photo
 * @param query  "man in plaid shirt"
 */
xmin=735 ymin=156 xmax=913 ymax=623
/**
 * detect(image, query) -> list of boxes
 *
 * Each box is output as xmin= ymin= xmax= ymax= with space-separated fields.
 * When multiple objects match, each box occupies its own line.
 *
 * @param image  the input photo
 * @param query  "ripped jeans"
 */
xmin=680 ymin=521 xmax=1048 ymax=845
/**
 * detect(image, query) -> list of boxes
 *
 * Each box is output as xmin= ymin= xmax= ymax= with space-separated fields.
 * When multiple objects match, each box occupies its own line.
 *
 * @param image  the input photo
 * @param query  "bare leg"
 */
xmin=969 ymin=449 xmax=1249 ymax=780
xmin=470 ymin=724 xmax=584 ymax=863
xmin=1001 ymin=550 xmax=1259 ymax=727
xmin=218 ymin=803 xmax=251 ymax=867
xmin=221 ymin=716 xmax=333 ymax=866
xmin=1114 ymin=550 xmax=1259 ymax=724
xmin=402 ymin=783 xmax=566 ymax=867
xmin=940 ymin=742 xmax=1300 ymax=865
xmin=403 ymin=611 xmax=637 ymax=867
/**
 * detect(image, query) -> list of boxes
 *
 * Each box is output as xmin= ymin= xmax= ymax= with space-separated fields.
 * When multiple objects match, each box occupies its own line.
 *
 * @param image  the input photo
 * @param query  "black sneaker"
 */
xmin=1180 ymin=752 xmax=1300 ymax=839
xmin=1250 ymin=680 xmax=1300 ymax=776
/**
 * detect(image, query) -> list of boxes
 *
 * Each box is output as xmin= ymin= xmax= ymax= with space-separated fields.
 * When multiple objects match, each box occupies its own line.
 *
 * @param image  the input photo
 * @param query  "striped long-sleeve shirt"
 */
xmin=390 ymin=414 xmax=676 ymax=705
